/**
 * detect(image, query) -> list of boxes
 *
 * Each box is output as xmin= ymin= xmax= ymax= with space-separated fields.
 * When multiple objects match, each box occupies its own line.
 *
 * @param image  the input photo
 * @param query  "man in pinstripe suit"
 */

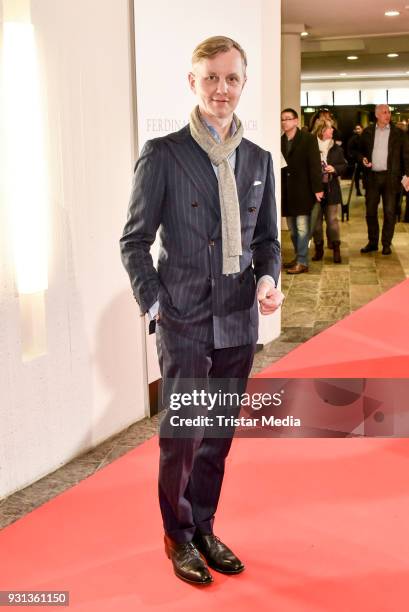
xmin=120 ymin=36 xmax=283 ymax=585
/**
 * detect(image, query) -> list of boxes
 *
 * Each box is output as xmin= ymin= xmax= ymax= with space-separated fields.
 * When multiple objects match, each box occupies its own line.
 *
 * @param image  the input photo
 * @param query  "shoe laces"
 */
xmin=182 ymin=542 xmax=200 ymax=558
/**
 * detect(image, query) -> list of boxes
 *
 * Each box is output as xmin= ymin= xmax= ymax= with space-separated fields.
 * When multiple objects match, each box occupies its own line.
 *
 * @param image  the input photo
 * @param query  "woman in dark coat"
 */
xmin=309 ymin=108 xmax=343 ymax=145
xmin=311 ymin=118 xmax=347 ymax=263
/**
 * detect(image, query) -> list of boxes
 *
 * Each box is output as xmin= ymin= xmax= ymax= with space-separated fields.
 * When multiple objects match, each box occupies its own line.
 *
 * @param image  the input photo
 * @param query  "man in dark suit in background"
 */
xmin=359 ymin=105 xmax=409 ymax=255
xmin=281 ymin=108 xmax=323 ymax=272
xmin=120 ymin=36 xmax=283 ymax=586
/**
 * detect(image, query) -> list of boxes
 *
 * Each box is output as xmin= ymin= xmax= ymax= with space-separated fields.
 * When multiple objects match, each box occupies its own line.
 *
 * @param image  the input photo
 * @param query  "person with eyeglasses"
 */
xmin=281 ymin=108 xmax=323 ymax=274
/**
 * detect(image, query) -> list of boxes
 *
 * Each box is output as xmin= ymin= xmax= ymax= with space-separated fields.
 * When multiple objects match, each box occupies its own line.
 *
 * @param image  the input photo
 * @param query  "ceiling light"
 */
xmin=301 ymin=31 xmax=309 ymax=37
xmin=339 ymin=73 xmax=347 ymax=76
xmin=387 ymin=53 xmax=399 ymax=57
xmin=384 ymin=10 xmax=400 ymax=16
xmin=347 ymin=56 xmax=358 ymax=60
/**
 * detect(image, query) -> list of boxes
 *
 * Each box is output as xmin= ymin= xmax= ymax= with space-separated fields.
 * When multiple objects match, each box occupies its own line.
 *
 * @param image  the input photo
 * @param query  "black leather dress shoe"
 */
xmin=382 ymin=246 xmax=392 ymax=255
xmin=193 ymin=533 xmax=245 ymax=574
xmin=360 ymin=243 xmax=378 ymax=253
xmin=164 ymin=536 xmax=213 ymax=585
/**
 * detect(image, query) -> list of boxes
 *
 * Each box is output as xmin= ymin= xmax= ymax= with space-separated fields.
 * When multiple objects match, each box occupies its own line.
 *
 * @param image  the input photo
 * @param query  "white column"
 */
xmin=281 ymin=23 xmax=304 ymax=116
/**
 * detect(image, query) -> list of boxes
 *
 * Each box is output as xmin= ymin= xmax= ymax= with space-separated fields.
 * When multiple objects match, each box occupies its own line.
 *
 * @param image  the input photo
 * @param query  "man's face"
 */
xmin=355 ymin=125 xmax=363 ymax=135
xmin=375 ymin=105 xmax=391 ymax=126
xmin=188 ymin=48 xmax=246 ymax=121
xmin=281 ymin=112 xmax=299 ymax=134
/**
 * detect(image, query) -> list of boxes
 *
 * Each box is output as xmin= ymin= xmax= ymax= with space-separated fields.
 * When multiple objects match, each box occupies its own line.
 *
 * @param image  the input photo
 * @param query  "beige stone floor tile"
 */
xmin=317 ymin=291 xmax=350 ymax=308
xmin=283 ymin=297 xmax=317 ymax=312
xmin=311 ymin=320 xmax=338 ymax=336
xmin=350 ymin=285 xmax=382 ymax=310
xmin=380 ymin=278 xmax=406 ymax=291
xmin=350 ymin=269 xmax=379 ymax=285
xmin=279 ymin=327 xmax=316 ymax=343
xmin=315 ymin=305 xmax=351 ymax=322
xmin=281 ymin=310 xmax=317 ymax=327
xmin=349 ymin=258 xmax=376 ymax=269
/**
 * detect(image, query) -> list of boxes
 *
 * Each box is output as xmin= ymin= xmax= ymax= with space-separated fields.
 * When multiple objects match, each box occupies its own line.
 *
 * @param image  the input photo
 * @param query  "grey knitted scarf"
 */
xmin=189 ymin=106 xmax=243 ymax=275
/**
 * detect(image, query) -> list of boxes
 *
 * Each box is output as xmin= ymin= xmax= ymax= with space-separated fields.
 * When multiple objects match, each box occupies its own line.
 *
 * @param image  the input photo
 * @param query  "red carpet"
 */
xmin=1 ymin=437 xmax=409 ymax=611
xmin=1 ymin=281 xmax=409 ymax=610
xmin=258 ymin=278 xmax=409 ymax=378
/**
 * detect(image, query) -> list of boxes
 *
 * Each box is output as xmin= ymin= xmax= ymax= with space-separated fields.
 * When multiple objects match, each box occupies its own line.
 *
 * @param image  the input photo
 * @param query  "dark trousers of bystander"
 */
xmin=365 ymin=171 xmax=398 ymax=248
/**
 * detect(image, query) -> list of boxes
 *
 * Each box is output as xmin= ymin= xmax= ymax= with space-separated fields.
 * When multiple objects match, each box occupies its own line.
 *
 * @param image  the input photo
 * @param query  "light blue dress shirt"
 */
xmin=371 ymin=124 xmax=390 ymax=171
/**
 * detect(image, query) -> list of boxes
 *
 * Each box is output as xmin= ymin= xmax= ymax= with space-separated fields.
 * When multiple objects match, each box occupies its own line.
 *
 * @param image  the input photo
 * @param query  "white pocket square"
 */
xmin=253 ymin=180 xmax=262 ymax=186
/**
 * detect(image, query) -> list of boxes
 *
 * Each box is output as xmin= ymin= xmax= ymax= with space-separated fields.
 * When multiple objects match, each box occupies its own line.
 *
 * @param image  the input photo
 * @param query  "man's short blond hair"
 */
xmin=192 ymin=36 xmax=247 ymax=72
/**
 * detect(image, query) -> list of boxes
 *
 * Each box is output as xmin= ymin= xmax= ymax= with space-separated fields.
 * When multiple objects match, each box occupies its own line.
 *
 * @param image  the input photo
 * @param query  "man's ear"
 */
xmin=188 ymin=72 xmax=196 ymax=94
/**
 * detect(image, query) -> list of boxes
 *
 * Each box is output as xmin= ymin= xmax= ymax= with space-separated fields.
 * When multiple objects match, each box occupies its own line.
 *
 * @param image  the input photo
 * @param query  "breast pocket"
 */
xmin=241 ymin=181 xmax=263 ymax=232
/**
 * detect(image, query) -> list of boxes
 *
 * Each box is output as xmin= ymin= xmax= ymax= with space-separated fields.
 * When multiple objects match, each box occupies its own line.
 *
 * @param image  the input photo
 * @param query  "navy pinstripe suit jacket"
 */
xmin=120 ymin=125 xmax=281 ymax=349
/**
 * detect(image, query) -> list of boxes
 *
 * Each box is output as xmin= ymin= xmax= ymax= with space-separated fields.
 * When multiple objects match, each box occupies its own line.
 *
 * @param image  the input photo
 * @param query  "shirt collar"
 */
xmin=376 ymin=123 xmax=390 ymax=130
xmin=202 ymin=116 xmax=237 ymax=144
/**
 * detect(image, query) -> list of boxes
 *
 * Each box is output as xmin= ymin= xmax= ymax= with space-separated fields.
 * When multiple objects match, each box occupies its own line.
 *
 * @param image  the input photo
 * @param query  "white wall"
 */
xmin=0 ymin=0 xmax=283 ymax=498
xmin=133 ymin=0 xmax=282 ymax=383
xmin=0 ymin=0 xmax=147 ymax=498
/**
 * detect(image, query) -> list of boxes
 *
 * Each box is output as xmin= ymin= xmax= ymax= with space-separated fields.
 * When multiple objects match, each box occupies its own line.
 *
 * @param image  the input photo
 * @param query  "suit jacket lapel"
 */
xmin=167 ymin=127 xmax=256 ymax=216
xmin=281 ymin=129 xmax=300 ymax=163
xmin=388 ymin=125 xmax=395 ymax=162
xmin=167 ymin=126 xmax=219 ymax=205
xmin=281 ymin=134 xmax=286 ymax=157
xmin=369 ymin=125 xmax=376 ymax=156
xmin=287 ymin=128 xmax=301 ymax=157
xmin=235 ymin=140 xmax=255 ymax=206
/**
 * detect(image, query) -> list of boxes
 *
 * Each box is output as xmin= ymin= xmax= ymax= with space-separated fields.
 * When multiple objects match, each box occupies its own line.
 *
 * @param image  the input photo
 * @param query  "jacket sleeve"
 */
xmin=402 ymin=132 xmax=409 ymax=176
xmin=251 ymin=152 xmax=281 ymax=285
xmin=347 ymin=136 xmax=359 ymax=162
xmin=331 ymin=145 xmax=348 ymax=176
xmin=358 ymin=129 xmax=370 ymax=164
xmin=308 ymin=135 xmax=324 ymax=193
xmin=119 ymin=139 xmax=166 ymax=315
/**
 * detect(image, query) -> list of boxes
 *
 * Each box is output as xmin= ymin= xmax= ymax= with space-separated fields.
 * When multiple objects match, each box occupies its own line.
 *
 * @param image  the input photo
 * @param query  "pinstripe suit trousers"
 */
xmin=156 ymin=323 xmax=256 ymax=543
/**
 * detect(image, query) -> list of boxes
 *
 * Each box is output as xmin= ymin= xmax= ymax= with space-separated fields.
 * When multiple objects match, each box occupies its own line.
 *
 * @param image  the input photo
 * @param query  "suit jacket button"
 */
xmin=191 ymin=201 xmax=199 ymax=207
xmin=248 ymin=206 xmax=257 ymax=213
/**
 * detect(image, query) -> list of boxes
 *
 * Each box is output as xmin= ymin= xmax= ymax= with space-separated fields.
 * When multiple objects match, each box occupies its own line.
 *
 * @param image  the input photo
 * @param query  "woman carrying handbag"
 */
xmin=311 ymin=119 xmax=347 ymax=264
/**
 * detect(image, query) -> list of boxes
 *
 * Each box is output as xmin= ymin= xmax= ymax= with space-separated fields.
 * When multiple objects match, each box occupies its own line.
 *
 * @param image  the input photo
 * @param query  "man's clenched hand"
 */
xmin=257 ymin=280 xmax=285 ymax=315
